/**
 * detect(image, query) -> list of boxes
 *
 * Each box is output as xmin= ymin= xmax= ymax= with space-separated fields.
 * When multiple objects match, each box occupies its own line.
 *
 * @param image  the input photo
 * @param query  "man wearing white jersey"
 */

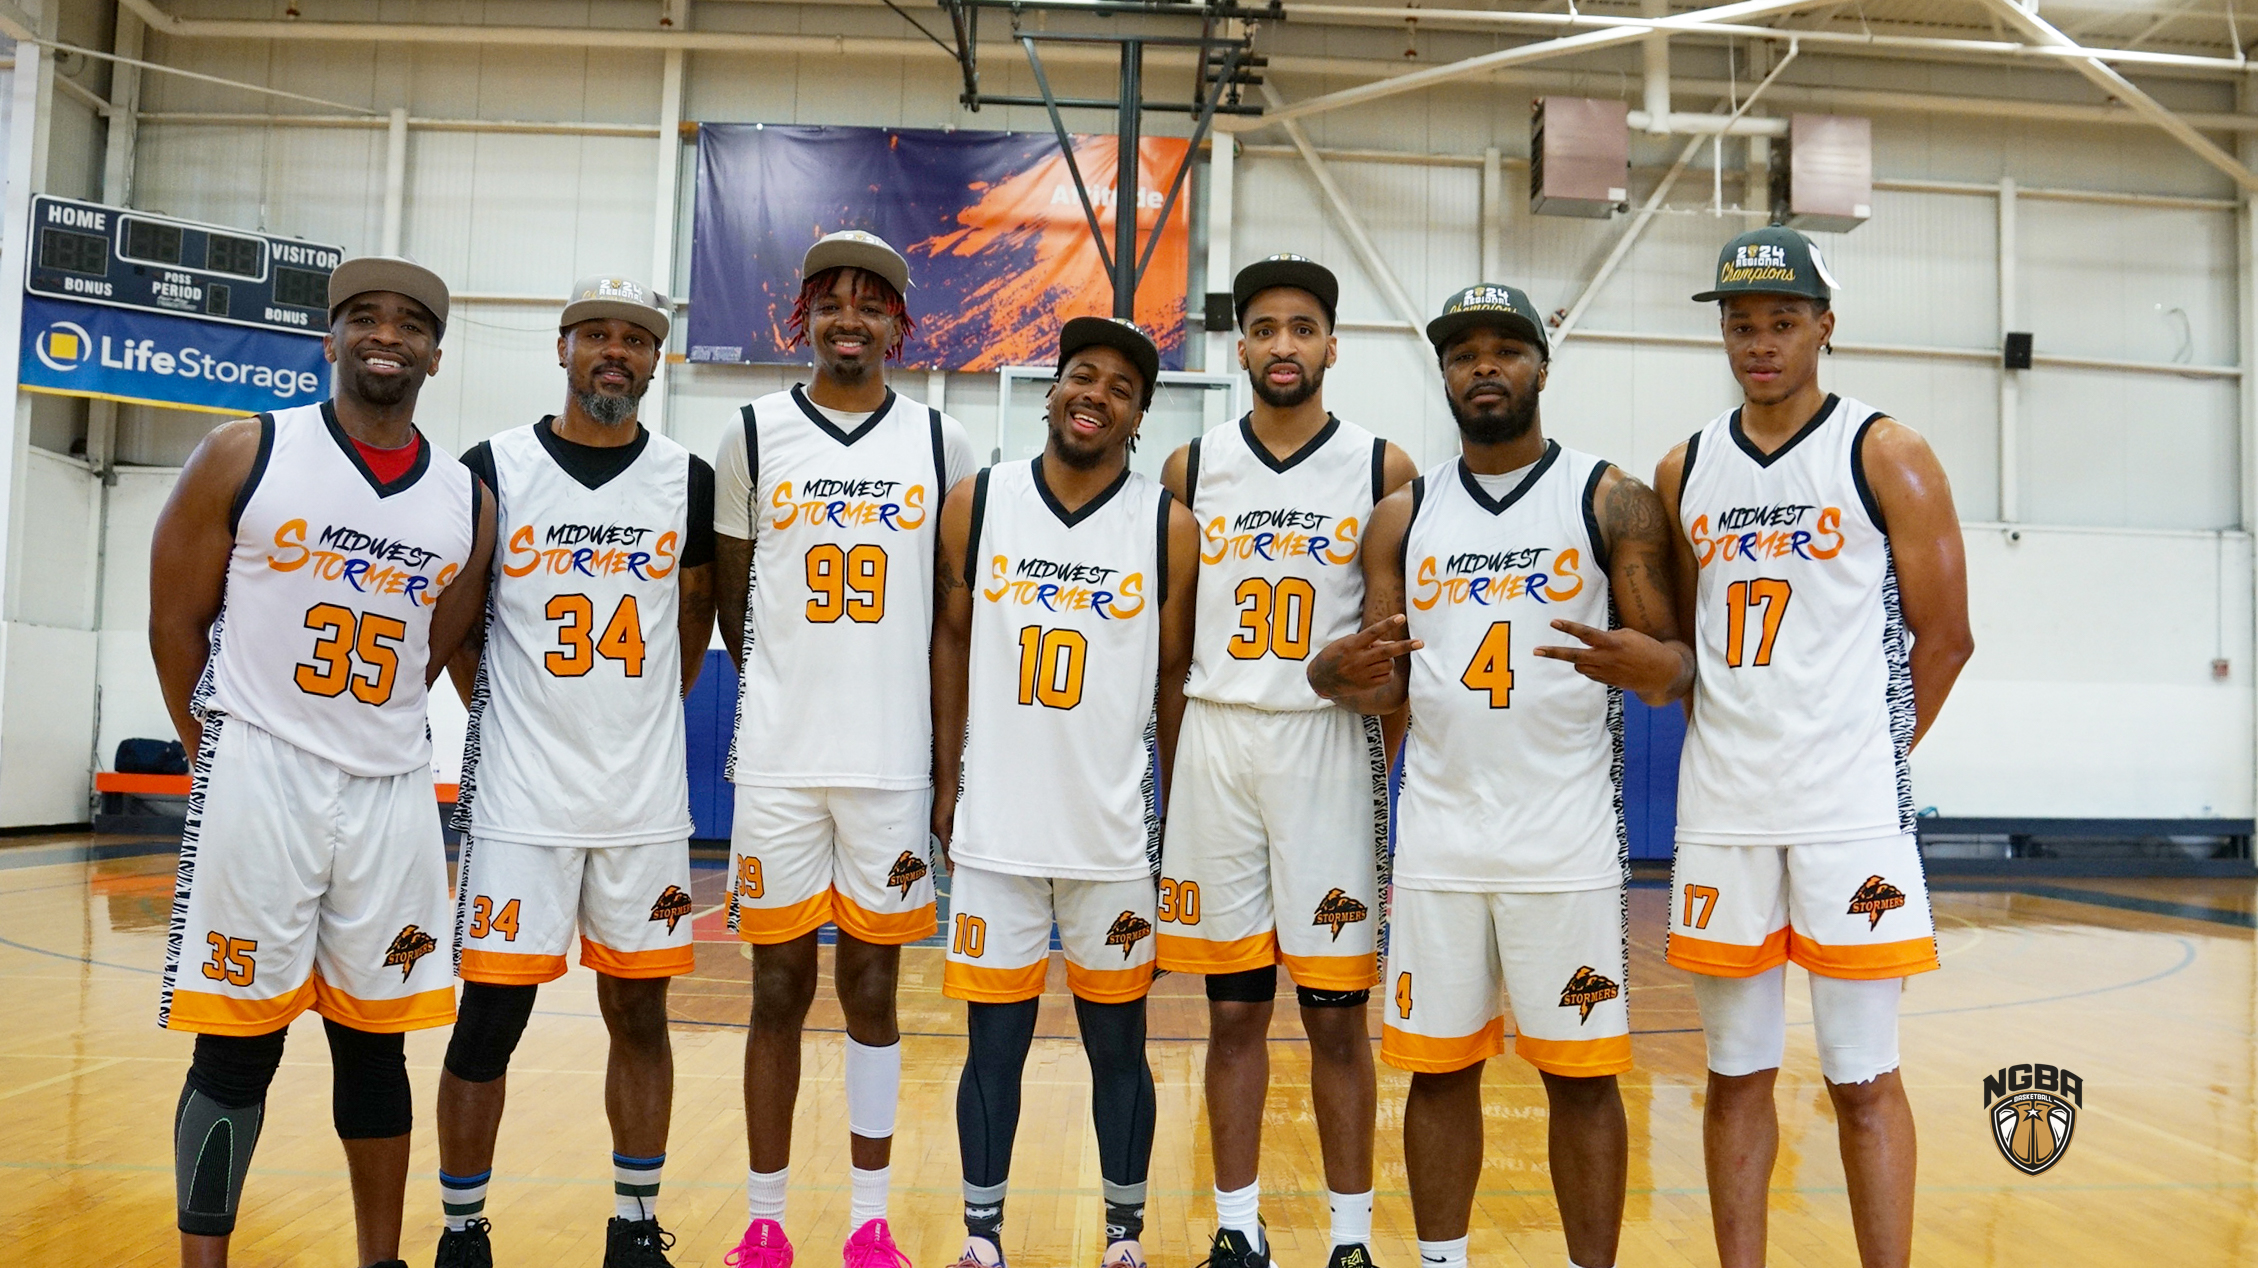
xmin=432 ymin=276 xmax=714 ymax=1268
xmin=149 ymin=257 xmax=495 ymax=1268
xmin=1310 ymin=285 xmax=1694 ymax=1268
xmin=1154 ymin=256 xmax=1415 ymax=1268
xmin=713 ymin=231 xmax=976 ymax=1268
xmin=1655 ymin=228 xmax=1971 ymax=1268
xmin=932 ymin=317 xmax=1199 ymax=1268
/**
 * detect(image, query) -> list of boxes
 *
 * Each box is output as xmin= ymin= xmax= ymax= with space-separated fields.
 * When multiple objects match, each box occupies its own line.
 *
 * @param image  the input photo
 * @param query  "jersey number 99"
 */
xmin=806 ymin=543 xmax=887 ymax=623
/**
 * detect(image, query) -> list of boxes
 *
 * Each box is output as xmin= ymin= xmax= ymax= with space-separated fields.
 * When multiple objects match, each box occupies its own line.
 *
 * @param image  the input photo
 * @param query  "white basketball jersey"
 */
xmin=950 ymin=458 xmax=1172 ymax=882
xmin=455 ymin=422 xmax=696 ymax=847
xmin=199 ymin=401 xmax=478 ymax=777
xmin=727 ymin=387 xmax=962 ymax=789
xmin=1674 ymin=394 xmax=1915 ymax=845
xmin=1395 ymin=442 xmax=1626 ymax=892
xmin=1184 ymin=415 xmax=1386 ymax=712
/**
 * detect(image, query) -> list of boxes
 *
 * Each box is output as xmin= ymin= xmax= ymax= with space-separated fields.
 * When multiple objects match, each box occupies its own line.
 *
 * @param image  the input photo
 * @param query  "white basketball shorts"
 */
xmin=158 ymin=713 xmax=455 ymax=1036
xmin=942 ymin=862 xmax=1156 ymax=1005
xmin=1156 ymin=698 xmax=1388 ymax=990
xmin=725 ymin=784 xmax=936 ymax=946
xmin=1381 ymin=884 xmax=1631 ymax=1078
xmin=1666 ymin=835 xmax=1939 ymax=980
xmin=452 ymin=835 xmax=695 ymax=984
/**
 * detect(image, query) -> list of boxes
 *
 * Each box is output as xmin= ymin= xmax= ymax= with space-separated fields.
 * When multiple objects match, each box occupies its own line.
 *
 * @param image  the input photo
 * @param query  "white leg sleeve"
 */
xmin=1809 ymin=973 xmax=1902 ymax=1086
xmin=1691 ymin=964 xmax=1788 ymax=1077
xmin=845 ymin=1036 xmax=902 ymax=1139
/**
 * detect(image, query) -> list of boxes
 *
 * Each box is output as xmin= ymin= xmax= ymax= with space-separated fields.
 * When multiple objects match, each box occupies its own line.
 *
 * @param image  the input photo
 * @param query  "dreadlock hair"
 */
xmin=787 ymin=266 xmax=915 ymax=361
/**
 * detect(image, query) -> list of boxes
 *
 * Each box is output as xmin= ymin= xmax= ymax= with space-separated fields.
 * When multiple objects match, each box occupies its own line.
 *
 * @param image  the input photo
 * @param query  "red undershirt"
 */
xmin=351 ymin=433 xmax=422 ymax=484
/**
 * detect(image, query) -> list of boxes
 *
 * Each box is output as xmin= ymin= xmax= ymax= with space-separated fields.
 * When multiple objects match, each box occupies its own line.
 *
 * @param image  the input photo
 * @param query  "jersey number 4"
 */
xmin=296 ymin=603 xmax=406 ymax=705
xmin=546 ymin=594 xmax=646 ymax=677
xmin=1723 ymin=578 xmax=1792 ymax=667
xmin=1461 ymin=621 xmax=1515 ymax=708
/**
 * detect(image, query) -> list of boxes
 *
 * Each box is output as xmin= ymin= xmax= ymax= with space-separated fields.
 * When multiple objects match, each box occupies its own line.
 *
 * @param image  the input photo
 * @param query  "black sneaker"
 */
xmin=605 ymin=1216 xmax=678 ymax=1268
xmin=1196 ymin=1227 xmax=1269 ymax=1268
xmin=1327 ymin=1244 xmax=1378 ymax=1268
xmin=434 ymin=1218 xmax=494 ymax=1268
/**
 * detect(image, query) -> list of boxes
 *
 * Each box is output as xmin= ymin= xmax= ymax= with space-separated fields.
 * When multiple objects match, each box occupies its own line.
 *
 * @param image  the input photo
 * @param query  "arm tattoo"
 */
xmin=935 ymin=555 xmax=964 ymax=599
xmin=1601 ymin=474 xmax=1670 ymax=553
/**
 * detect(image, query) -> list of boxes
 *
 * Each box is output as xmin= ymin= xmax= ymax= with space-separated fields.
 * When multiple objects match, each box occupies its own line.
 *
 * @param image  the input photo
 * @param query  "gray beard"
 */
xmin=574 ymin=387 xmax=641 ymax=428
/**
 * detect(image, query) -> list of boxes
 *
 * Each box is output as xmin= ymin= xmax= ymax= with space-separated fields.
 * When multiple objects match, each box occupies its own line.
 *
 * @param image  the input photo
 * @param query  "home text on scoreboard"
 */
xmin=26 ymin=196 xmax=344 ymax=336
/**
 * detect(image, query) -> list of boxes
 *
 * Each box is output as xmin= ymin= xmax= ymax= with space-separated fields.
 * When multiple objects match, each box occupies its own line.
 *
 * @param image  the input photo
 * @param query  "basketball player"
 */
xmin=712 ymin=231 xmax=977 ymax=1268
xmin=431 ymin=276 xmax=714 ymax=1268
xmin=931 ymin=317 xmax=1199 ymax=1268
xmin=148 ymin=257 xmax=495 ymax=1268
xmin=1154 ymin=255 xmax=1415 ymax=1268
xmin=1657 ymin=228 xmax=1971 ymax=1268
xmin=1308 ymin=284 xmax=1695 ymax=1268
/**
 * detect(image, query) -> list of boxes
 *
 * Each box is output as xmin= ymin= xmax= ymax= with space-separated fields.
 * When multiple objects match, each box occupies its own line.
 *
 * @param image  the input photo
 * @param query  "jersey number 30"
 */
xmin=1228 ymin=576 xmax=1317 ymax=661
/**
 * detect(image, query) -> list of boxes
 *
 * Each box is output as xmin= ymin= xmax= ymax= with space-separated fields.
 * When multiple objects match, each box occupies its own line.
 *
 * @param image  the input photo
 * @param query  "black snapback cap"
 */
xmin=1232 ymin=254 xmax=1338 ymax=327
xmin=1057 ymin=316 xmax=1160 ymax=408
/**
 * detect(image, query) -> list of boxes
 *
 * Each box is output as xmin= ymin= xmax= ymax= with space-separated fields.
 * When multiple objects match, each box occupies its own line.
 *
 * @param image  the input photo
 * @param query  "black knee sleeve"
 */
xmin=177 ymin=1031 xmax=287 ymax=1235
xmin=1073 ymin=996 xmax=1155 ymax=1189
xmin=958 ymin=999 xmax=1040 ymax=1188
xmin=1204 ymin=965 xmax=1278 ymax=1003
xmin=444 ymin=981 xmax=538 ymax=1083
xmin=323 ymin=1018 xmax=411 ymax=1140
xmin=1296 ymin=985 xmax=1369 ymax=1009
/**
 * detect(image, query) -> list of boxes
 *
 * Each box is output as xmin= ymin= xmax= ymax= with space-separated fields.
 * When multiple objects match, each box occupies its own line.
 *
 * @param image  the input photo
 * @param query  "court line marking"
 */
xmin=1935 ymin=882 xmax=2257 ymax=929
xmin=0 ymin=1057 xmax=128 ymax=1101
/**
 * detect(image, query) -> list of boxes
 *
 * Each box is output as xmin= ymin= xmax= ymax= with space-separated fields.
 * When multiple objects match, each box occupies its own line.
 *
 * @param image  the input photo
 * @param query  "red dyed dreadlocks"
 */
xmin=786 ymin=266 xmax=916 ymax=361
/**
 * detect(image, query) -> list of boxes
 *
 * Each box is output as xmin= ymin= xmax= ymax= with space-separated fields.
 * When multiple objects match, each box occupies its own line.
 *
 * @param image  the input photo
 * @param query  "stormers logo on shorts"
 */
xmin=1105 ymin=910 xmax=1153 ymax=959
xmin=887 ymin=850 xmax=930 ymax=899
xmin=1311 ymin=887 xmax=1369 ymax=941
xmin=1847 ymin=875 xmax=1908 ymax=929
xmin=1557 ymin=965 xmax=1620 ymax=1023
xmin=649 ymin=884 xmax=695 ymax=934
xmin=1985 ymin=1062 xmax=2082 ymax=1175
xmin=383 ymin=925 xmax=439 ymax=981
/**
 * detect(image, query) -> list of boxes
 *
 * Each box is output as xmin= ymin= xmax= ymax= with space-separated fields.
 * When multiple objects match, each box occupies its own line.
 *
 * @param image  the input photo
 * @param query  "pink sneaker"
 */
xmin=726 ymin=1219 xmax=795 ymax=1268
xmin=844 ymin=1219 xmax=913 ymax=1268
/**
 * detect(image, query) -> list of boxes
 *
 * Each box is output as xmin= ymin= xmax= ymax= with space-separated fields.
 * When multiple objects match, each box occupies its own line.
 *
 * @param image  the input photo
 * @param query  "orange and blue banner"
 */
xmin=686 ymin=124 xmax=1189 ymax=371
xmin=19 ymin=293 xmax=327 ymax=416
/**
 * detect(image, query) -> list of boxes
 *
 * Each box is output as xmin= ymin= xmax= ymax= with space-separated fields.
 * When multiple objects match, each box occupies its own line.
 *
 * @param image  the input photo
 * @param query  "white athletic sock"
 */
xmin=851 ymin=1165 xmax=891 ymax=1227
xmin=746 ymin=1166 xmax=789 ymax=1224
xmin=1214 ymin=1179 xmax=1261 ymax=1248
xmin=439 ymin=1167 xmax=490 ymax=1232
xmin=1327 ymin=1188 xmax=1374 ymax=1247
xmin=1417 ymin=1236 xmax=1469 ymax=1268
xmin=614 ymin=1152 xmax=663 ymax=1221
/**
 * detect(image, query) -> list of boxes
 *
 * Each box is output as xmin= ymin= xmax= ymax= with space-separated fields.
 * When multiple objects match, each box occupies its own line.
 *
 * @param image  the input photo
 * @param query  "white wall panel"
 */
xmin=2020 ymin=370 xmax=2239 ymax=530
xmin=0 ymin=622 xmax=98 ymax=826
xmin=1915 ymin=528 xmax=2254 ymax=817
xmin=12 ymin=450 xmax=101 ymax=631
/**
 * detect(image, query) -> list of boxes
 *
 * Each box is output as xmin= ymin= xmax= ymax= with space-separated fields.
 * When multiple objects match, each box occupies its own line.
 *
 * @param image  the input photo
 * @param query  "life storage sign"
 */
xmin=19 ymin=293 xmax=327 ymax=415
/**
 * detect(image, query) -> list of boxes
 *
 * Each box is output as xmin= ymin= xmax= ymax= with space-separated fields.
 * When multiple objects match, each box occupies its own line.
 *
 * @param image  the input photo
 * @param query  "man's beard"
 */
xmin=342 ymin=359 xmax=419 ymax=408
xmin=573 ymin=387 xmax=642 ymax=427
xmin=1248 ymin=356 xmax=1323 ymax=409
xmin=1449 ymin=381 xmax=1539 ymax=446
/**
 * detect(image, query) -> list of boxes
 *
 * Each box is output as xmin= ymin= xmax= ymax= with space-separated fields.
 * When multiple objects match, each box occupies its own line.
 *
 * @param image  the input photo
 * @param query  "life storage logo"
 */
xmin=33 ymin=318 xmax=322 ymax=399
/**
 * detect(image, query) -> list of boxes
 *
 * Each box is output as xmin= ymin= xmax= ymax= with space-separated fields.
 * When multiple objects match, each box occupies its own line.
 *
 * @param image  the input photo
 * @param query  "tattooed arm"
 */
xmin=929 ymin=475 xmax=979 ymax=866
xmin=1530 ymin=466 xmax=1696 ymax=707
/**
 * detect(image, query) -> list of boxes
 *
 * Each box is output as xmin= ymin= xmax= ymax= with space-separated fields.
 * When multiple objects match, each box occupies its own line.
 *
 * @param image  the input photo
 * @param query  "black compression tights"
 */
xmin=955 ymin=996 xmax=1156 ymax=1189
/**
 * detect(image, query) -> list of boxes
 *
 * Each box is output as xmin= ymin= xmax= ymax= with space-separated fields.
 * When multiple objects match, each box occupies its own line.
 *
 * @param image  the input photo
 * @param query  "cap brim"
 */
xmin=561 ymin=299 xmax=670 ymax=342
xmin=1057 ymin=316 xmax=1161 ymax=396
xmin=802 ymin=241 xmax=910 ymax=296
xmin=1691 ymin=285 xmax=1828 ymax=304
xmin=328 ymin=257 xmax=450 ymax=329
xmin=1233 ymin=260 xmax=1339 ymax=323
xmin=1425 ymin=310 xmax=1548 ymax=356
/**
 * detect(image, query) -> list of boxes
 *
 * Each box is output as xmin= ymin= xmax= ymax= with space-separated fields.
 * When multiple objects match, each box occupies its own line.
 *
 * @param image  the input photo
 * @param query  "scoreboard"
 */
xmin=26 ymin=196 xmax=343 ymax=337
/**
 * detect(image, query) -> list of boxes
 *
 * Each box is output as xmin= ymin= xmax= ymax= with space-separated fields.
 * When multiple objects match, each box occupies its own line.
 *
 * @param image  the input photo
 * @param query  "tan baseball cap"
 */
xmin=560 ymin=274 xmax=671 ymax=342
xmin=327 ymin=255 xmax=450 ymax=330
xmin=802 ymin=230 xmax=911 ymax=296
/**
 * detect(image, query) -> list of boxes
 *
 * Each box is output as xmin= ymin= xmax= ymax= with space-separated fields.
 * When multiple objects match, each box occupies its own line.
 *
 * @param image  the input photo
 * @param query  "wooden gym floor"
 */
xmin=2 ymin=835 xmax=2252 ymax=1267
